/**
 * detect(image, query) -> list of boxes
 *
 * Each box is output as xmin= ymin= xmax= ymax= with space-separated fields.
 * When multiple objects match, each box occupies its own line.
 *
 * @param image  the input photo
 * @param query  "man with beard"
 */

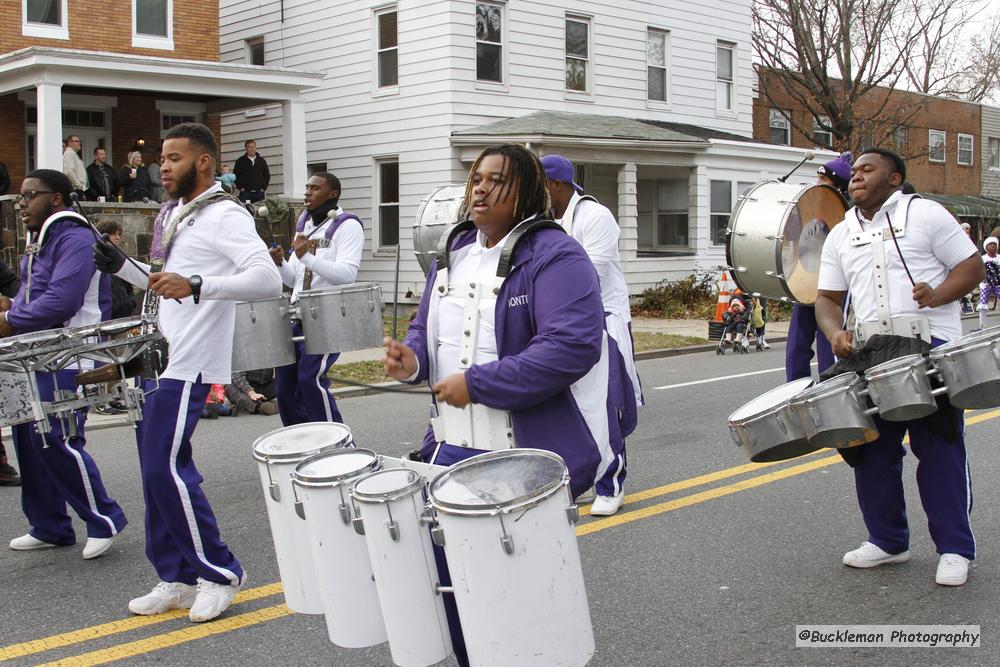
xmin=0 ymin=169 xmax=126 ymax=559
xmin=816 ymin=148 xmax=983 ymax=586
xmin=268 ymin=173 xmax=363 ymax=425
xmin=93 ymin=123 xmax=282 ymax=621
xmin=86 ymin=147 xmax=119 ymax=201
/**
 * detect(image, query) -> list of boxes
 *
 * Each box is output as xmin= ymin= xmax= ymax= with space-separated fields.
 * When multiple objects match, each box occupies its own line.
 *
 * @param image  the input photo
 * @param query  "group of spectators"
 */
xmin=62 ymin=135 xmax=167 ymax=204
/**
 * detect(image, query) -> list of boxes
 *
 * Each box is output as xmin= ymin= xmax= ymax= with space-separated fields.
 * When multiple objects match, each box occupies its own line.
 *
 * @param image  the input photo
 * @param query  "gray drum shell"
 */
xmin=413 ymin=185 xmax=466 ymax=275
xmin=727 ymin=380 xmax=817 ymax=463
xmin=232 ymin=296 xmax=295 ymax=372
xmin=930 ymin=336 xmax=1000 ymax=409
xmin=789 ymin=373 xmax=879 ymax=449
xmin=864 ymin=354 xmax=939 ymax=421
xmin=299 ymin=283 xmax=384 ymax=355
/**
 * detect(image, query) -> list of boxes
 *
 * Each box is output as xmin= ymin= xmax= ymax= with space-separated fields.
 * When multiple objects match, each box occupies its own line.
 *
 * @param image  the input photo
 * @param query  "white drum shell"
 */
xmin=294 ymin=480 xmax=387 ymax=647
xmin=0 ymin=370 xmax=36 ymax=426
xmin=413 ymin=185 xmax=466 ymax=275
xmin=233 ymin=296 xmax=295 ymax=372
xmin=299 ymin=283 xmax=384 ymax=355
xmin=353 ymin=476 xmax=452 ymax=667
xmin=433 ymin=484 xmax=595 ymax=667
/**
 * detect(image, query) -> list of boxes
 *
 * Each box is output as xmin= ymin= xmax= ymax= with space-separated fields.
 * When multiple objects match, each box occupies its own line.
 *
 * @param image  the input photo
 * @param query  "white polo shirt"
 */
xmin=118 ymin=184 xmax=283 ymax=383
xmin=818 ymin=191 xmax=977 ymax=342
xmin=277 ymin=207 xmax=364 ymax=302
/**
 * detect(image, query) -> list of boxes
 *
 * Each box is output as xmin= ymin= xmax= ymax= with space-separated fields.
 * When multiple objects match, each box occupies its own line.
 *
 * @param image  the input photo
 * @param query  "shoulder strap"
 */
xmin=435 ymin=219 xmax=476 ymax=272
xmin=324 ymin=212 xmax=363 ymax=240
xmin=497 ymin=219 xmax=565 ymax=279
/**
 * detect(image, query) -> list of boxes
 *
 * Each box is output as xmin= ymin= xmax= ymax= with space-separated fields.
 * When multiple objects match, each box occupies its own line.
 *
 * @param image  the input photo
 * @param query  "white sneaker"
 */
xmin=129 ymin=582 xmax=198 ymax=615
xmin=761 ymin=340 xmax=771 ymax=349
xmin=189 ymin=572 xmax=247 ymax=623
xmin=935 ymin=553 xmax=969 ymax=586
xmin=9 ymin=534 xmax=59 ymax=551
xmin=842 ymin=541 xmax=911 ymax=568
xmin=82 ymin=536 xmax=115 ymax=560
xmin=590 ymin=492 xmax=625 ymax=517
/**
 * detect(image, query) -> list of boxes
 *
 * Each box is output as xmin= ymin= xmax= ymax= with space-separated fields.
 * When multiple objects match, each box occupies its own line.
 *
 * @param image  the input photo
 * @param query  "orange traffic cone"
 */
xmin=714 ymin=270 xmax=733 ymax=320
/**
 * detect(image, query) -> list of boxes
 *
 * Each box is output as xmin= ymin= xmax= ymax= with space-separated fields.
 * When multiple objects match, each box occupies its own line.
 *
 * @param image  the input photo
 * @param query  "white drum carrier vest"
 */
xmin=845 ymin=194 xmax=930 ymax=345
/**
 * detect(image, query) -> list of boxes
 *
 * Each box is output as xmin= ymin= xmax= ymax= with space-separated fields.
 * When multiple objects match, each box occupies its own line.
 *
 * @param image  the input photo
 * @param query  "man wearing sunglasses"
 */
xmin=0 ymin=169 xmax=126 ymax=561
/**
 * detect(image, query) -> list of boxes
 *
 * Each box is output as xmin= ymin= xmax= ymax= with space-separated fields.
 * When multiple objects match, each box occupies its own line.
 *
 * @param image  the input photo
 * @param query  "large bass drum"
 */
xmin=413 ymin=185 xmax=466 ymax=275
xmin=726 ymin=181 xmax=847 ymax=304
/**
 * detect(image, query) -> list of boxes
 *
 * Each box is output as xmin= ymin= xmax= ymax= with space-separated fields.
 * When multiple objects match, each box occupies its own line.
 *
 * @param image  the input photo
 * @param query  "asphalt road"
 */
xmin=1 ymin=325 xmax=997 ymax=666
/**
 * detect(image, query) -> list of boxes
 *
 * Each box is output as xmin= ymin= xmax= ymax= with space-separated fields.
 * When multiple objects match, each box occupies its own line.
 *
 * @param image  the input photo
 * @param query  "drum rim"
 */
xmin=728 ymin=377 xmax=813 ymax=424
xmin=291 ymin=448 xmax=380 ymax=486
xmin=235 ymin=294 xmax=289 ymax=306
xmin=788 ymin=371 xmax=860 ymax=404
xmin=427 ymin=448 xmax=569 ymax=516
xmin=297 ymin=282 xmax=382 ymax=297
xmin=929 ymin=334 xmax=997 ymax=359
xmin=251 ymin=422 xmax=354 ymax=462
xmin=865 ymin=353 xmax=929 ymax=379
xmin=350 ymin=468 xmax=424 ymax=503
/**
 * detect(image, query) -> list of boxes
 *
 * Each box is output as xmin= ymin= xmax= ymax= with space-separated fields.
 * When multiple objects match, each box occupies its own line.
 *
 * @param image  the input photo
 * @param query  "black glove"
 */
xmin=93 ymin=234 xmax=126 ymax=274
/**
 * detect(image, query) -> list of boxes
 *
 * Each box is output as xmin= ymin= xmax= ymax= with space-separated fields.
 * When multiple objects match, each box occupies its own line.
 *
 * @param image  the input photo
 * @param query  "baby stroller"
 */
xmin=716 ymin=292 xmax=768 ymax=355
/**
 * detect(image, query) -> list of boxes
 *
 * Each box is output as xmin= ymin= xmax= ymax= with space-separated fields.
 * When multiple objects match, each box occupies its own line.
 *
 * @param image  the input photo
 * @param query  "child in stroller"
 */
xmin=717 ymin=291 xmax=768 ymax=355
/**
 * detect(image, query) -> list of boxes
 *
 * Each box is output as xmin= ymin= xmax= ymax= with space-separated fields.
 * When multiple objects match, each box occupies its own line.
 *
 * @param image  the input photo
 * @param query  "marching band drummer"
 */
xmin=0 ymin=169 xmax=127 ymax=560
xmin=93 ymin=123 xmax=282 ymax=621
xmin=815 ymin=148 xmax=983 ymax=586
xmin=542 ymin=154 xmax=642 ymax=516
xmin=268 ymin=172 xmax=364 ymax=426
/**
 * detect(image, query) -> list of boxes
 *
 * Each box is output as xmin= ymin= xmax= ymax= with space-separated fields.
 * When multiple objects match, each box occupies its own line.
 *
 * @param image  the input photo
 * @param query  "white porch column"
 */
xmin=36 ymin=81 xmax=64 ymax=171
xmin=617 ymin=162 xmax=638 ymax=262
xmin=689 ymin=165 xmax=709 ymax=254
xmin=281 ymin=98 xmax=307 ymax=198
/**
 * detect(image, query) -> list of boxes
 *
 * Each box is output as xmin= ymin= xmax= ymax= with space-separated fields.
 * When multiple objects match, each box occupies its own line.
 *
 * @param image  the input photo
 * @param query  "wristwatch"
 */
xmin=188 ymin=275 xmax=203 ymax=304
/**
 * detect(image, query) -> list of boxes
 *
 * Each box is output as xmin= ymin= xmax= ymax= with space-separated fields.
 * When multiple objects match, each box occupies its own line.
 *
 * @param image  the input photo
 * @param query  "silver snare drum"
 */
xmin=929 ymin=330 xmax=1000 ymax=409
xmin=864 ymin=354 xmax=945 ymax=421
xmin=299 ymin=283 xmax=383 ymax=355
xmin=727 ymin=377 xmax=815 ymax=462
xmin=789 ymin=372 xmax=879 ymax=449
xmin=233 ymin=296 xmax=296 ymax=372
xmin=413 ymin=185 xmax=466 ymax=275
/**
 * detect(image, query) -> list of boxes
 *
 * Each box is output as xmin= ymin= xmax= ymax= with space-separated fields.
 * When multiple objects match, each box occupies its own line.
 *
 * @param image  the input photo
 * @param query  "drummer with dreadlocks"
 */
xmin=383 ymin=143 xmax=635 ymax=665
xmin=268 ymin=172 xmax=364 ymax=426
xmin=815 ymin=147 xmax=982 ymax=586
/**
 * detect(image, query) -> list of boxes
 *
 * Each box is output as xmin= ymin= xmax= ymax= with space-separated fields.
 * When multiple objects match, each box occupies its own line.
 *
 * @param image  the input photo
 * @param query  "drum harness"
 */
xmin=424 ymin=217 xmax=565 ymax=456
xmin=846 ymin=193 xmax=930 ymax=346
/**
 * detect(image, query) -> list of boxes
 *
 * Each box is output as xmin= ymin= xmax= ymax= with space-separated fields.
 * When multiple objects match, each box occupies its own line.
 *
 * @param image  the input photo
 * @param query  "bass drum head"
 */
xmin=413 ymin=185 xmax=466 ymax=275
xmin=779 ymin=184 xmax=847 ymax=303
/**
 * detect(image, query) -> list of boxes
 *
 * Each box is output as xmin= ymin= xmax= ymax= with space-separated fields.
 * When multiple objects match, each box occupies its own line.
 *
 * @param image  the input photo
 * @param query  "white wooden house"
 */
xmin=219 ymin=0 xmax=830 ymax=302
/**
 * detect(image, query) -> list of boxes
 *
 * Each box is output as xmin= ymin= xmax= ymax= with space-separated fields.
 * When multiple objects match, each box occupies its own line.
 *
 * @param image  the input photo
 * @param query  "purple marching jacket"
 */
xmin=7 ymin=213 xmax=111 ymax=333
xmin=404 ymin=224 xmax=636 ymax=498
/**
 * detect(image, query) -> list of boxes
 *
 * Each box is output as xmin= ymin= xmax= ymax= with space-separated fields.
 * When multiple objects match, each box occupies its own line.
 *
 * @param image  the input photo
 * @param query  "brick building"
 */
xmin=0 ymin=0 xmax=321 ymax=196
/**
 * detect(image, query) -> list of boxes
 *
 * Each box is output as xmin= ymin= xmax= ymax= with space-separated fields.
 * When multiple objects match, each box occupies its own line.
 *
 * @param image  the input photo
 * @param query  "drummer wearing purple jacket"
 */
xmin=815 ymin=148 xmax=983 ymax=586
xmin=0 ymin=169 xmax=126 ymax=560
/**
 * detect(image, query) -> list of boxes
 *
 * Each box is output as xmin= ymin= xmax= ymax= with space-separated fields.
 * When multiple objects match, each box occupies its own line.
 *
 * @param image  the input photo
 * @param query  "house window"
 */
xmin=892 ymin=125 xmax=908 ymax=153
xmin=647 ymin=29 xmax=669 ymax=103
xmin=565 ymin=16 xmax=590 ymax=92
xmin=307 ymin=162 xmax=327 ymax=177
xmin=710 ymin=181 xmax=732 ymax=246
xmin=717 ymin=42 xmax=735 ymax=112
xmin=957 ymin=133 xmax=974 ymax=166
xmin=160 ymin=113 xmax=197 ymax=133
xmin=989 ymin=137 xmax=1000 ymax=169
xmin=476 ymin=2 xmax=503 ymax=83
xmin=246 ymin=36 xmax=265 ymax=66
xmin=376 ymin=8 xmax=398 ymax=88
xmin=23 ymin=0 xmax=68 ymax=39
xmin=768 ymin=109 xmax=790 ymax=145
xmin=132 ymin=0 xmax=173 ymax=50
xmin=856 ymin=121 xmax=874 ymax=153
xmin=929 ymin=129 xmax=946 ymax=163
xmin=377 ymin=160 xmax=400 ymax=248
xmin=812 ymin=116 xmax=832 ymax=147
xmin=637 ymin=179 xmax=689 ymax=250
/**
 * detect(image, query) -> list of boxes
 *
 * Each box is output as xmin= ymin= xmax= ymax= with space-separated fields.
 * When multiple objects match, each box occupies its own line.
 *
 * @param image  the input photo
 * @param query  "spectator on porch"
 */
xmin=233 ymin=140 xmax=270 ymax=203
xmin=86 ymin=148 xmax=118 ymax=202
xmin=63 ymin=135 xmax=88 ymax=199
xmin=147 ymin=154 xmax=167 ymax=203
xmin=119 ymin=152 xmax=152 ymax=203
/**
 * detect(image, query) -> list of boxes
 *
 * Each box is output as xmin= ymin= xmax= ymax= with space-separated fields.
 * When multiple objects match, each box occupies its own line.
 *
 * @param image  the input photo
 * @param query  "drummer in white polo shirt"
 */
xmin=814 ymin=148 xmax=983 ymax=586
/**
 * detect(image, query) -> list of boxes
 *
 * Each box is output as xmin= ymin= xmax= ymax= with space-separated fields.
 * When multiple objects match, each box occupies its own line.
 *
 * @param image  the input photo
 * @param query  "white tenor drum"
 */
xmin=251 ymin=422 xmax=353 ymax=614
xmin=413 ymin=184 xmax=466 ymax=275
xmin=291 ymin=449 xmax=386 ymax=648
xmin=427 ymin=449 xmax=595 ymax=667
xmin=352 ymin=468 xmax=452 ymax=667
xmin=233 ymin=296 xmax=295 ymax=372
xmin=298 ymin=283 xmax=384 ymax=355
xmin=726 ymin=181 xmax=847 ymax=304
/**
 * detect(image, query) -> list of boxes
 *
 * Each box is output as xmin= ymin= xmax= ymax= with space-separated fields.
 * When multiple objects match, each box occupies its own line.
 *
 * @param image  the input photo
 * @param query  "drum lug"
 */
xmin=764 ymin=234 xmax=783 ymax=241
xmin=566 ymin=505 xmax=580 ymax=525
xmin=435 ymin=584 xmax=454 ymax=595
xmin=269 ymin=482 xmax=280 ymax=502
xmin=311 ymin=305 xmax=321 ymax=320
xmin=500 ymin=534 xmax=515 ymax=555
xmin=352 ymin=516 xmax=366 ymax=536
xmin=339 ymin=503 xmax=351 ymax=525
xmin=764 ymin=271 xmax=786 ymax=280
xmin=387 ymin=520 xmax=400 ymax=542
xmin=340 ymin=304 xmax=347 ymax=317
xmin=294 ymin=500 xmax=305 ymax=520
xmin=431 ymin=525 xmax=446 ymax=547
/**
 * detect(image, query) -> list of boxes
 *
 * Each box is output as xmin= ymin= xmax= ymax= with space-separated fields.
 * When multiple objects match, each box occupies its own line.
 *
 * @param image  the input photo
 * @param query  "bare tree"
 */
xmin=753 ymin=0 xmax=988 ymax=152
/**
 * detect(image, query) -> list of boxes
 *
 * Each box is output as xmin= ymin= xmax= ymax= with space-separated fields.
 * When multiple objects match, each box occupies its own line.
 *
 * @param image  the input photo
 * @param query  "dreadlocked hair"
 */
xmin=462 ymin=144 xmax=551 ymax=225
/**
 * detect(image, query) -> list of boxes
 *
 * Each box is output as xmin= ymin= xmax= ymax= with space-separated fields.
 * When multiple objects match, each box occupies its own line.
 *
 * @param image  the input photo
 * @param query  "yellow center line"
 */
xmin=12 ymin=407 xmax=1000 ymax=664
xmin=35 ymin=604 xmax=293 ymax=667
xmin=0 ymin=583 xmax=283 ymax=660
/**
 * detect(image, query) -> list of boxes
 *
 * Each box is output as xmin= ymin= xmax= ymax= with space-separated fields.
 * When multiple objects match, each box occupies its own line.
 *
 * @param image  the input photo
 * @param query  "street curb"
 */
xmin=633 ymin=335 xmax=789 ymax=361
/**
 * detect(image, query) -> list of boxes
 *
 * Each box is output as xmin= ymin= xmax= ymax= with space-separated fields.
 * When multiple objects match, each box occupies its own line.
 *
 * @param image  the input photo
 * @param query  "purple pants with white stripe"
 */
xmin=275 ymin=322 xmax=342 ymax=426
xmin=854 ymin=406 xmax=975 ymax=560
xmin=12 ymin=369 xmax=126 ymax=544
xmin=136 ymin=377 xmax=243 ymax=585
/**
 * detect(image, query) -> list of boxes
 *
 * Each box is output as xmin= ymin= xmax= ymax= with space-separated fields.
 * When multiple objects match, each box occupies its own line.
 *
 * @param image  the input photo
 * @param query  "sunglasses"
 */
xmin=15 ymin=190 xmax=55 ymax=206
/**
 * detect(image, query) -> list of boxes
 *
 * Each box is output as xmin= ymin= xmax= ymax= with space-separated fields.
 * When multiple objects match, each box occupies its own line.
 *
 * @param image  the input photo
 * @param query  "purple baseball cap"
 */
xmin=540 ymin=154 xmax=584 ymax=194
